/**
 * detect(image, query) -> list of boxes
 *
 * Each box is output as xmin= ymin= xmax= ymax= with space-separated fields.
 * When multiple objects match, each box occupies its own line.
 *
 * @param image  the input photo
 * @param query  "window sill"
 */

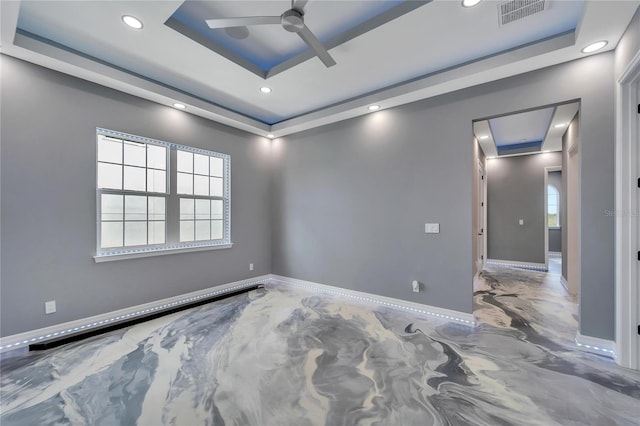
xmin=548 ymin=226 xmax=561 ymax=230
xmin=94 ymin=243 xmax=233 ymax=263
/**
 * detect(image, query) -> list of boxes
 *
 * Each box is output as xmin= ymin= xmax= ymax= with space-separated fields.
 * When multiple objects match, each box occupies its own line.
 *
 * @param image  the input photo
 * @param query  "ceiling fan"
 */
xmin=205 ymin=0 xmax=336 ymax=68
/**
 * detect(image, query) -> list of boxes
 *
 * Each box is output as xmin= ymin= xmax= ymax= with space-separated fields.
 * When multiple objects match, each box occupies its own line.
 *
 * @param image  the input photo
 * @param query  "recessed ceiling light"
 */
xmin=260 ymin=87 xmax=272 ymax=94
xmin=553 ymin=123 xmax=567 ymax=128
xmin=461 ymin=0 xmax=482 ymax=7
xmin=368 ymin=105 xmax=380 ymax=111
xmin=479 ymin=135 xmax=489 ymax=140
xmin=122 ymin=15 xmax=143 ymax=30
xmin=173 ymin=103 xmax=186 ymax=109
xmin=581 ymin=41 xmax=608 ymax=54
xmin=267 ymin=134 xmax=275 ymax=139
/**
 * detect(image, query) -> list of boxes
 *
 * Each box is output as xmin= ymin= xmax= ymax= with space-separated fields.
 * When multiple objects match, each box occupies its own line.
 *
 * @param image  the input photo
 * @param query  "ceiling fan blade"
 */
xmin=206 ymin=16 xmax=280 ymax=29
xmin=297 ymin=26 xmax=336 ymax=68
xmin=293 ymin=0 xmax=309 ymax=11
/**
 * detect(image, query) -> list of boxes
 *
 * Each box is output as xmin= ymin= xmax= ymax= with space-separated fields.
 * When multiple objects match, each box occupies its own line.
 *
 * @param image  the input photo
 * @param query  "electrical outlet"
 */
xmin=519 ymin=219 xmax=524 ymax=225
xmin=425 ymin=223 xmax=440 ymax=234
xmin=249 ymin=263 xmax=254 ymax=271
xmin=45 ymin=300 xmax=56 ymax=314
xmin=412 ymin=280 xmax=420 ymax=293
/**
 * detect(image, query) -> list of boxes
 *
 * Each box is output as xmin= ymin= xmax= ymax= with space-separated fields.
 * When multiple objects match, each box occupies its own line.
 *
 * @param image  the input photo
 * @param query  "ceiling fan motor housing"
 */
xmin=281 ymin=9 xmax=304 ymax=33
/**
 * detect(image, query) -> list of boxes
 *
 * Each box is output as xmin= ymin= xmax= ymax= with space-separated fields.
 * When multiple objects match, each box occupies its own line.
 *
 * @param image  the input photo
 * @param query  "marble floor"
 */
xmin=1 ymin=268 xmax=639 ymax=425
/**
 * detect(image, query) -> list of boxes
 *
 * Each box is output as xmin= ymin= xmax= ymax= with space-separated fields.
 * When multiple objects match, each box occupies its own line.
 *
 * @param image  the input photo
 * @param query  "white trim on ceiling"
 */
xmin=0 ymin=1 xmax=637 ymax=139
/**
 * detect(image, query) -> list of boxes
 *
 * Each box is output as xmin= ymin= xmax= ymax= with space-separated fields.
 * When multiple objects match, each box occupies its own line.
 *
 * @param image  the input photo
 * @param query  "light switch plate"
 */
xmin=425 ymin=223 xmax=440 ymax=234
xmin=45 ymin=300 xmax=56 ymax=314
xmin=519 ymin=219 xmax=524 ymax=225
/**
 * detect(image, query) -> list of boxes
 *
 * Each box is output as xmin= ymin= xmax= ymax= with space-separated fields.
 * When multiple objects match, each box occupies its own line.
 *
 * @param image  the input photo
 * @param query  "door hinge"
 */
xmin=637 ymin=177 xmax=640 ymax=188
xmin=481 ymin=255 xmax=484 ymax=260
xmin=637 ymin=103 xmax=640 ymax=114
xmin=481 ymin=175 xmax=484 ymax=180
xmin=638 ymin=324 xmax=640 ymax=335
xmin=637 ymin=251 xmax=640 ymax=261
xmin=481 ymin=202 xmax=484 ymax=207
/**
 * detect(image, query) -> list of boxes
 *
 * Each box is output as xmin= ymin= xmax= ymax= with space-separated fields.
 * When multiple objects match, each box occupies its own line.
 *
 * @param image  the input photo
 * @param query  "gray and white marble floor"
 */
xmin=1 ymin=269 xmax=639 ymax=425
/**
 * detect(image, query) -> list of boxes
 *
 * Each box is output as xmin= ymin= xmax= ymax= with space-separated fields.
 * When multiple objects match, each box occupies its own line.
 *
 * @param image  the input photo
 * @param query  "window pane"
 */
xmin=101 ymin=222 xmax=123 ymax=248
xmin=177 ymin=172 xmax=193 ymax=195
xmin=147 ymin=145 xmax=166 ymax=170
xmin=148 ymin=221 xmax=165 ymax=245
xmin=180 ymin=198 xmax=194 ymax=220
xmin=101 ymin=194 xmax=123 ymax=221
xmin=211 ymin=200 xmax=223 ymax=220
xmin=98 ymin=137 xmax=122 ymax=164
xmin=177 ymin=150 xmax=193 ymax=173
xmin=124 ymin=166 xmax=146 ymax=191
xmin=211 ymin=220 xmax=223 ymax=240
xmin=124 ymin=141 xmax=146 ymax=167
xmin=195 ymin=220 xmax=210 ymax=241
xmin=98 ymin=163 xmax=122 ymax=190
xmin=194 ymin=154 xmax=209 ymax=175
xmin=194 ymin=175 xmax=209 ymax=196
xmin=147 ymin=169 xmax=166 ymax=193
xmin=125 ymin=222 xmax=147 ymax=246
xmin=148 ymin=197 xmax=165 ymax=221
xmin=210 ymin=177 xmax=223 ymax=197
xmin=195 ymin=199 xmax=210 ymax=219
xmin=125 ymin=195 xmax=147 ymax=221
xmin=210 ymin=157 xmax=223 ymax=177
xmin=180 ymin=221 xmax=195 ymax=242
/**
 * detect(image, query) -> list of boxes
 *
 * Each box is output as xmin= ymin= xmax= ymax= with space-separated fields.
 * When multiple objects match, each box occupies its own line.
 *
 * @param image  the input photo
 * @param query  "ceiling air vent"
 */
xmin=498 ymin=0 xmax=547 ymax=26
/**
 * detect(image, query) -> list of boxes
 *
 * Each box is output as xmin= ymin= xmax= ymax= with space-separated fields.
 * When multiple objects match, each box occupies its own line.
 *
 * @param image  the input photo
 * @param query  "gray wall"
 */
xmin=272 ymin=52 xmax=616 ymax=339
xmin=487 ymin=153 xmax=562 ymax=263
xmin=548 ymin=171 xmax=562 ymax=253
xmin=0 ymin=56 xmax=273 ymax=337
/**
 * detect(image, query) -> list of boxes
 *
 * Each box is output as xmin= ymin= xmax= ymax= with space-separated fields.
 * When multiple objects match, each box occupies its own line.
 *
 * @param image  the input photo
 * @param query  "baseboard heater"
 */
xmin=29 ymin=283 xmax=265 ymax=351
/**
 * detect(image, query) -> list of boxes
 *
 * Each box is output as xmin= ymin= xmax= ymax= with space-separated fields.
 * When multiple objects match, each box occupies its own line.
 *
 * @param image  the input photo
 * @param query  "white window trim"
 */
xmin=95 ymin=128 xmax=231 ymax=262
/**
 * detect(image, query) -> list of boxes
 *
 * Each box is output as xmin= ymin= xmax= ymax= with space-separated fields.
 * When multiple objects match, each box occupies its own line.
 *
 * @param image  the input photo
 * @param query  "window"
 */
xmin=96 ymin=129 xmax=230 ymax=261
xmin=547 ymin=185 xmax=560 ymax=228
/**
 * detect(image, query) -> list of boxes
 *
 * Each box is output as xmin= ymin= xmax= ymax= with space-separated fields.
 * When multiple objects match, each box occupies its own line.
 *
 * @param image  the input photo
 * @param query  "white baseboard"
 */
xmin=575 ymin=332 xmax=616 ymax=359
xmin=486 ymin=259 xmax=547 ymax=272
xmin=560 ymin=276 xmax=569 ymax=291
xmin=269 ymin=274 xmax=476 ymax=326
xmin=0 ymin=274 xmax=271 ymax=353
xmin=0 ymin=273 xmax=479 ymax=354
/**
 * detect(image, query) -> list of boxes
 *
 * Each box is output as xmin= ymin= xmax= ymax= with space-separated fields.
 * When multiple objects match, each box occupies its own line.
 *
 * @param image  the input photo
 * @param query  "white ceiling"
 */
xmin=1 ymin=1 xmax=638 ymax=138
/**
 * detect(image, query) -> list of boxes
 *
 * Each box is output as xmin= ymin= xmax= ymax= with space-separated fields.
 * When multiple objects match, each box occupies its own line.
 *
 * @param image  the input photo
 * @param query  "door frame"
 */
xmin=477 ymin=160 xmax=487 ymax=271
xmin=615 ymin=49 xmax=640 ymax=370
xmin=544 ymin=166 xmax=562 ymax=271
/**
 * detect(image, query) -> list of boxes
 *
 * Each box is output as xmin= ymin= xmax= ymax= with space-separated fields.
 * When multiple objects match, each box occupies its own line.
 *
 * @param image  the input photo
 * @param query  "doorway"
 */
xmin=477 ymin=160 xmax=486 ymax=272
xmin=472 ymin=100 xmax=581 ymax=327
xmin=545 ymin=166 xmax=562 ymax=276
xmin=614 ymin=48 xmax=640 ymax=370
